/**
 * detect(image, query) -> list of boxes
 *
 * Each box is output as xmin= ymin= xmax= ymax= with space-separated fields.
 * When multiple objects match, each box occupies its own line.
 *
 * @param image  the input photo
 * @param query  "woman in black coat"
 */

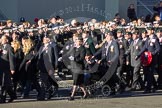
xmin=19 ymin=39 xmax=41 ymax=99
xmin=68 ymin=36 xmax=87 ymax=100
xmin=11 ymin=40 xmax=24 ymax=92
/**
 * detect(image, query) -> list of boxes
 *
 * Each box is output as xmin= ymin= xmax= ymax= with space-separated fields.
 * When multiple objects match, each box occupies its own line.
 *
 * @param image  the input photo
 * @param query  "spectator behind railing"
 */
xmin=153 ymin=1 xmax=162 ymax=21
xmin=127 ymin=4 xmax=137 ymax=22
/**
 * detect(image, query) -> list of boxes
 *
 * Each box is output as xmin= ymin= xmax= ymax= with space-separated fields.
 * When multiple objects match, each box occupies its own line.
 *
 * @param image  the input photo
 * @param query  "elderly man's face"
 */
xmin=105 ymin=33 xmax=112 ymax=42
xmin=132 ymin=34 xmax=138 ymax=40
xmin=43 ymin=37 xmax=50 ymax=44
xmin=142 ymin=33 xmax=147 ymax=39
xmin=117 ymin=32 xmax=122 ymax=38
xmin=124 ymin=34 xmax=129 ymax=40
xmin=75 ymin=39 xmax=82 ymax=46
xmin=147 ymin=29 xmax=153 ymax=35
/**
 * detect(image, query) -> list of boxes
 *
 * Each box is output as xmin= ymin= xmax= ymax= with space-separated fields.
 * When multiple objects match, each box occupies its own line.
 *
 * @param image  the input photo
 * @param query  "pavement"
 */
xmin=1 ymin=74 xmax=162 ymax=108
xmin=1 ymin=88 xmax=162 ymax=108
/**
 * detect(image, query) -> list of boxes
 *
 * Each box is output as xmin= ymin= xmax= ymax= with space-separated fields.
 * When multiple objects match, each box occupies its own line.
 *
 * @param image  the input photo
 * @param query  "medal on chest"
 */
xmin=135 ymin=46 xmax=139 ymax=50
xmin=110 ymin=46 xmax=114 ymax=52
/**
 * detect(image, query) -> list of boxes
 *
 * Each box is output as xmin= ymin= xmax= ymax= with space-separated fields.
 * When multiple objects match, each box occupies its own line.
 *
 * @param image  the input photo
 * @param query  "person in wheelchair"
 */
xmin=89 ymin=30 xmax=120 ymax=95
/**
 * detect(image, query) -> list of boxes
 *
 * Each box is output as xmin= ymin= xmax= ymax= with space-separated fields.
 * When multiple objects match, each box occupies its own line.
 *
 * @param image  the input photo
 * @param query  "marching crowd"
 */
xmin=1 ymin=2 xmax=162 ymax=103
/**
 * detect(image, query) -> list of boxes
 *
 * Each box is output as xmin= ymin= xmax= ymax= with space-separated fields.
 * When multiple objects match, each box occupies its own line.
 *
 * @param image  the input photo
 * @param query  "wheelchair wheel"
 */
xmin=101 ymin=85 xmax=111 ymax=97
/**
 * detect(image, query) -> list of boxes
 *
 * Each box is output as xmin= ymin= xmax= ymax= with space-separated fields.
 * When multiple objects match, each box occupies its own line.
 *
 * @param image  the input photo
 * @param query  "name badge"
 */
xmin=151 ymin=39 xmax=156 ymax=43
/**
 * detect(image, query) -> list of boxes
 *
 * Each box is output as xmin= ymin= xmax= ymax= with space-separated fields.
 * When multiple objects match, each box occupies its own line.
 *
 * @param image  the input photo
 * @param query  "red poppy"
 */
xmin=141 ymin=51 xmax=152 ymax=66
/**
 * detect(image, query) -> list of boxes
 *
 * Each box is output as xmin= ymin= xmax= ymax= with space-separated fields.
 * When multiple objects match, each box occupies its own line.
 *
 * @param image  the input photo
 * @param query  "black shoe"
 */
xmin=157 ymin=85 xmax=162 ymax=89
xmin=125 ymin=87 xmax=131 ymax=91
xmin=21 ymin=94 xmax=29 ymax=99
xmin=118 ymin=88 xmax=125 ymax=94
xmin=131 ymin=87 xmax=137 ymax=91
xmin=37 ymin=97 xmax=45 ymax=101
xmin=53 ymin=87 xmax=58 ymax=96
xmin=0 ymin=100 xmax=6 ymax=103
xmin=37 ymin=94 xmax=45 ymax=101
xmin=108 ymin=90 xmax=116 ymax=96
xmin=8 ymin=95 xmax=17 ymax=103
xmin=143 ymin=90 xmax=151 ymax=94
xmin=8 ymin=98 xmax=14 ymax=103
xmin=83 ymin=94 xmax=88 ymax=99
xmin=47 ymin=93 xmax=53 ymax=100
xmin=0 ymin=98 xmax=6 ymax=103
xmin=68 ymin=96 xmax=74 ymax=101
xmin=47 ymin=88 xmax=58 ymax=100
xmin=151 ymin=88 xmax=156 ymax=93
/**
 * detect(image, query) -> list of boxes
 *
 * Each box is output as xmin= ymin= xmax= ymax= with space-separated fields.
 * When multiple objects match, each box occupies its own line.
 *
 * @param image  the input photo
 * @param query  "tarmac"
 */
xmin=1 ymin=89 xmax=162 ymax=108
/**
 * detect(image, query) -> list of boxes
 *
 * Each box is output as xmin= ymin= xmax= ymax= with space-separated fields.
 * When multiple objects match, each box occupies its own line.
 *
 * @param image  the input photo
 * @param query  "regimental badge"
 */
xmin=58 ymin=42 xmax=61 ymax=44
xmin=136 ymin=46 xmax=138 ymax=50
xmin=110 ymin=46 xmax=114 ymax=52
xmin=2 ymin=50 xmax=7 ymax=55
xmin=45 ymin=49 xmax=48 ymax=53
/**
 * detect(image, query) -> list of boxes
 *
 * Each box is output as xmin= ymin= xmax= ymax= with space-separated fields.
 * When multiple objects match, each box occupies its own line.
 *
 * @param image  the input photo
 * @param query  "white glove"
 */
xmin=66 ymin=45 xmax=70 ymax=50
xmin=58 ymin=57 xmax=62 ymax=61
xmin=85 ymin=44 xmax=89 ymax=48
xmin=59 ymin=50 xmax=63 ymax=54
xmin=69 ymin=56 xmax=74 ymax=61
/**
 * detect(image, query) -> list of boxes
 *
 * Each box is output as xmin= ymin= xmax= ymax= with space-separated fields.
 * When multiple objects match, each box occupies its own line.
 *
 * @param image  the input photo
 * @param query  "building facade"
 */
xmin=0 ymin=0 xmax=138 ymax=22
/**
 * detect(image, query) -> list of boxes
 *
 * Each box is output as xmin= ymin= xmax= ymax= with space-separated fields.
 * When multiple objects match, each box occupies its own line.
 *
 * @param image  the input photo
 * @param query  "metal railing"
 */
xmin=137 ymin=0 xmax=159 ymax=17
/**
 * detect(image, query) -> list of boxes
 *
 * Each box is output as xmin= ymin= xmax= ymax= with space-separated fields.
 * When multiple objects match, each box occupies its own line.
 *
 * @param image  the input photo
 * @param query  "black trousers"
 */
xmin=39 ymin=72 xmax=58 ymax=98
xmin=143 ymin=65 xmax=157 ymax=90
xmin=131 ymin=65 xmax=144 ymax=89
xmin=157 ymin=65 xmax=162 ymax=87
xmin=125 ymin=65 xmax=133 ymax=87
xmin=116 ymin=64 xmax=127 ymax=87
xmin=0 ymin=71 xmax=16 ymax=102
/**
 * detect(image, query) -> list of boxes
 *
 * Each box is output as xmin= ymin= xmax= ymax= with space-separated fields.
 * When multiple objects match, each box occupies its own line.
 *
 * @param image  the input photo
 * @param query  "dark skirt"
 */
xmin=73 ymin=73 xmax=84 ymax=86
